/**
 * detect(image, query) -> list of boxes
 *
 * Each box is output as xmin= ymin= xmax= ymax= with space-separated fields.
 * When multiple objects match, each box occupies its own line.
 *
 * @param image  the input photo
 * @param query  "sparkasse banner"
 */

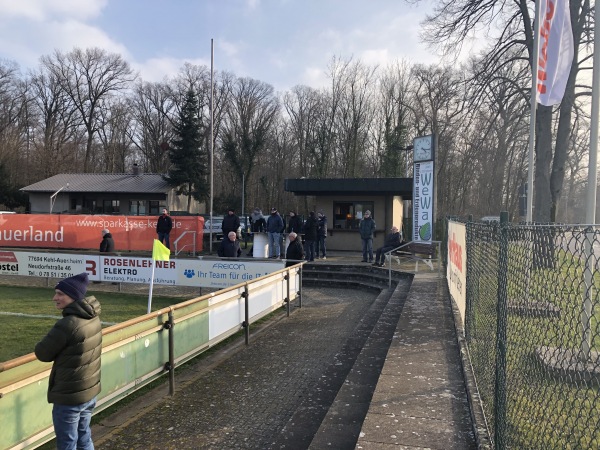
xmin=0 ymin=214 xmax=205 ymax=252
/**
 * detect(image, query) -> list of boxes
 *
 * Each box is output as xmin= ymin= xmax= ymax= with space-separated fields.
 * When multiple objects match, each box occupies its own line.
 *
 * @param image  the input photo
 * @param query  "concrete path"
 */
xmin=88 ymin=254 xmax=478 ymax=450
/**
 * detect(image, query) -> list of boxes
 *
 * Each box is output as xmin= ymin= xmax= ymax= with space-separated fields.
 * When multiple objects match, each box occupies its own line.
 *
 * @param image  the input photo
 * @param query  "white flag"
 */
xmin=536 ymin=0 xmax=574 ymax=106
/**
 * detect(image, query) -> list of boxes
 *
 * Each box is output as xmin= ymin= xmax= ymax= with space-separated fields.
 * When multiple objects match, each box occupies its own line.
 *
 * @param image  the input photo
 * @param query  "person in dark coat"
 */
xmin=373 ymin=226 xmax=402 ymax=266
xmin=358 ymin=210 xmax=376 ymax=262
xmin=285 ymin=232 xmax=305 ymax=267
xmin=266 ymin=207 xmax=284 ymax=258
xmin=99 ymin=228 xmax=115 ymax=252
xmin=156 ymin=208 xmax=173 ymax=249
xmin=221 ymin=208 xmax=240 ymax=237
xmin=218 ymin=231 xmax=242 ymax=257
xmin=316 ymin=211 xmax=328 ymax=259
xmin=303 ymin=211 xmax=318 ymax=262
xmin=287 ymin=211 xmax=303 ymax=234
xmin=35 ymin=273 xmax=102 ymax=450
xmin=249 ymin=207 xmax=266 ymax=232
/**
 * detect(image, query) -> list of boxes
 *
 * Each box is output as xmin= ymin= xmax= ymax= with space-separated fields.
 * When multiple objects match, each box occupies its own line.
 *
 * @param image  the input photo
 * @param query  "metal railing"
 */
xmin=174 ymin=230 xmax=197 ymax=256
xmin=0 ymin=264 xmax=303 ymax=450
xmin=456 ymin=216 xmax=600 ymax=449
xmin=384 ymin=240 xmax=442 ymax=287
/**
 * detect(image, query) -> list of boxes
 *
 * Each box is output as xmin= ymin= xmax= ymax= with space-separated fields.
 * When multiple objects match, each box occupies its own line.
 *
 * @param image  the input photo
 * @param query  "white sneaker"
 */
xmin=322 ymin=256 xmax=326 ymax=260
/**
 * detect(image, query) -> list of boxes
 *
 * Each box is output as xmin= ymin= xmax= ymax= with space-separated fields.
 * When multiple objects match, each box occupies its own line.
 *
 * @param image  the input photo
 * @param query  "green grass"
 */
xmin=0 ymin=286 xmax=185 ymax=363
xmin=467 ymin=241 xmax=600 ymax=448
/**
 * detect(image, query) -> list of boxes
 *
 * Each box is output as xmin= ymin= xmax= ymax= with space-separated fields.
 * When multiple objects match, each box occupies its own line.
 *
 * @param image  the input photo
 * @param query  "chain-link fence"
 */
xmin=464 ymin=219 xmax=600 ymax=449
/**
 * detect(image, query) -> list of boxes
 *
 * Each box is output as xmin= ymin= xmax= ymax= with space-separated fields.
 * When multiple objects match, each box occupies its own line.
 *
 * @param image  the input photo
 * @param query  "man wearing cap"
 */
xmin=35 ymin=273 xmax=102 ymax=450
xmin=221 ymin=207 xmax=240 ymax=238
xmin=266 ymin=207 xmax=284 ymax=258
xmin=359 ymin=210 xmax=376 ymax=263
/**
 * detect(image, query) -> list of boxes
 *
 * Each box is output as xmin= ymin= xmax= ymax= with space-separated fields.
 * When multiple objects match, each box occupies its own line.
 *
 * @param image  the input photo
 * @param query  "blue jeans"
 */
xmin=316 ymin=236 xmax=326 ymax=257
xmin=268 ymin=232 xmax=281 ymax=257
xmin=157 ymin=232 xmax=170 ymax=249
xmin=362 ymin=238 xmax=373 ymax=261
xmin=52 ymin=397 xmax=96 ymax=450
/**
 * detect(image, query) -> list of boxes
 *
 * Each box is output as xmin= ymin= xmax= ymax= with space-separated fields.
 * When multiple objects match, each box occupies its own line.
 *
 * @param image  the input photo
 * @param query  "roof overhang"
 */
xmin=284 ymin=178 xmax=413 ymax=200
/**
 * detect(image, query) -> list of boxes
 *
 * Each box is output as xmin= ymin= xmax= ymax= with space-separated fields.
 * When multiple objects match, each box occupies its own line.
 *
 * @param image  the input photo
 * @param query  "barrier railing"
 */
xmin=0 ymin=264 xmax=303 ymax=450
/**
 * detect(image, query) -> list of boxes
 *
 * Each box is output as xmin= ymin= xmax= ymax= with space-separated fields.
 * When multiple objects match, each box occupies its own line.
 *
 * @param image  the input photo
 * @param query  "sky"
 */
xmin=0 ymin=0 xmax=446 ymax=93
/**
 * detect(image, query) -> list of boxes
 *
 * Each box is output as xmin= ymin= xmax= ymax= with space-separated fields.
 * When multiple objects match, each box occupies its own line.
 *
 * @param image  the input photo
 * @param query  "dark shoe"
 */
xmin=372 ymin=262 xmax=379 ymax=266
xmin=361 ymin=259 xmax=367 ymax=262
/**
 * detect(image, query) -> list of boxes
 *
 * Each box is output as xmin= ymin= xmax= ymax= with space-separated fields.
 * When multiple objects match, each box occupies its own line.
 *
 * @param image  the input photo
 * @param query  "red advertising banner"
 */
xmin=0 ymin=214 xmax=205 ymax=252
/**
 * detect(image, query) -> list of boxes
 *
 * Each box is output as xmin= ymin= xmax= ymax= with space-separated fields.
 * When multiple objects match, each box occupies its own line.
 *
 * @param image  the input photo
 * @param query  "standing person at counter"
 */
xmin=287 ymin=211 xmax=303 ymax=234
xmin=266 ymin=207 xmax=284 ymax=259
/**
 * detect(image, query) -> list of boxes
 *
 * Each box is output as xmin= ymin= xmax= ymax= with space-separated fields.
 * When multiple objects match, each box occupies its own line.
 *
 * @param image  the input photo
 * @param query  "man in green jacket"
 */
xmin=35 ymin=272 xmax=102 ymax=450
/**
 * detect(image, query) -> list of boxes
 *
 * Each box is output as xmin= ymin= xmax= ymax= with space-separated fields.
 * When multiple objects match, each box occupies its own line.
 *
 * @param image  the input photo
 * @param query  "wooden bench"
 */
xmin=387 ymin=241 xmax=437 ymax=270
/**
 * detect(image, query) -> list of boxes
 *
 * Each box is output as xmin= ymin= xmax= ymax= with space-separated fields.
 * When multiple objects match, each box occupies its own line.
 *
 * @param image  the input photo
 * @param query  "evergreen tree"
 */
xmin=164 ymin=89 xmax=208 ymax=212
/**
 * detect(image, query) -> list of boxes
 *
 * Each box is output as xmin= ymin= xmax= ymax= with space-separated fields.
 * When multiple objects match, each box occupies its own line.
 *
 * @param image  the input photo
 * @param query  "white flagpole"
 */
xmin=580 ymin=0 xmax=600 ymax=360
xmin=526 ymin=0 xmax=542 ymax=223
xmin=585 ymin=2 xmax=600 ymax=224
xmin=209 ymin=39 xmax=215 ymax=254
xmin=147 ymin=262 xmax=156 ymax=314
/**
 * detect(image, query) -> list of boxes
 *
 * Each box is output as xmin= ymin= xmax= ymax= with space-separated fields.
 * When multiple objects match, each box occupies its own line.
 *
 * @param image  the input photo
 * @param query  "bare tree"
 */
xmin=221 ymin=77 xmax=279 ymax=210
xmin=27 ymin=67 xmax=84 ymax=178
xmin=40 ymin=47 xmax=136 ymax=172
xmin=423 ymin=0 xmax=592 ymax=222
xmin=128 ymin=80 xmax=175 ymax=173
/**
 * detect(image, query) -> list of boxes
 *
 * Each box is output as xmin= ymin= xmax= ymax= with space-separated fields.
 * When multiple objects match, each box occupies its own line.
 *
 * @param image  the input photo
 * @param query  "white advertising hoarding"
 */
xmin=0 ymin=250 xmax=284 ymax=289
xmin=447 ymin=221 xmax=467 ymax=326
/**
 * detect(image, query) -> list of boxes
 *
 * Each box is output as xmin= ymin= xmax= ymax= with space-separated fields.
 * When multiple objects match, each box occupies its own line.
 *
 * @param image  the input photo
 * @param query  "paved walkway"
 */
xmin=89 ymin=252 xmax=478 ymax=449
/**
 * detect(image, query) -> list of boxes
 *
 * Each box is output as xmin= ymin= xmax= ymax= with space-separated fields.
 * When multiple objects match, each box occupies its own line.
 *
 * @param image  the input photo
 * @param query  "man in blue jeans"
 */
xmin=35 ymin=273 xmax=102 ymax=450
xmin=266 ymin=207 xmax=284 ymax=258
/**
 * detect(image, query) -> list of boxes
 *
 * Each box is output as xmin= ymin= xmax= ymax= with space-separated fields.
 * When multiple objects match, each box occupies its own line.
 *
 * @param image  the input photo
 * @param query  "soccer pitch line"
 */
xmin=0 ymin=311 xmax=116 ymax=326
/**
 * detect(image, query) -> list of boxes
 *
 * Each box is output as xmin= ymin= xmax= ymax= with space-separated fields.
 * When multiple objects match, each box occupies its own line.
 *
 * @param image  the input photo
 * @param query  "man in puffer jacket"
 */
xmin=35 ymin=272 xmax=102 ymax=450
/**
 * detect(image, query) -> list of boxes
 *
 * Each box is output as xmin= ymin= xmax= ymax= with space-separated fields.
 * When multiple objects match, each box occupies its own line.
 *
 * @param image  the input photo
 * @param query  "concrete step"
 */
xmin=270 ymin=264 xmax=412 ymax=448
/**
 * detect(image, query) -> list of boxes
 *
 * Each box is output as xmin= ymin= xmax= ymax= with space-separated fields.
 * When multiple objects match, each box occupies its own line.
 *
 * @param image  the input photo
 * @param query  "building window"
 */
xmin=333 ymin=201 xmax=374 ymax=230
xmin=130 ymin=200 xmax=147 ymax=216
xmin=149 ymin=201 xmax=160 ymax=215
xmin=103 ymin=200 xmax=120 ymax=214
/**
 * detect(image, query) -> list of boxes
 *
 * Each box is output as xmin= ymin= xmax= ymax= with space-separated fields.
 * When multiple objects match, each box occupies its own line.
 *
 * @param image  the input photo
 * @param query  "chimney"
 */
xmin=132 ymin=163 xmax=142 ymax=176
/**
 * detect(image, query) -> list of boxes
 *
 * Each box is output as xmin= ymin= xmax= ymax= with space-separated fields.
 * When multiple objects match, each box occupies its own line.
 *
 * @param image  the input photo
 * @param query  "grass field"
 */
xmin=0 ymin=285 xmax=192 ymax=363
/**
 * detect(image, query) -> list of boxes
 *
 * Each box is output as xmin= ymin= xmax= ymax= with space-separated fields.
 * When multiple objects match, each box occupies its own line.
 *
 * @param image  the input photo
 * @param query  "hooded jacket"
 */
xmin=35 ymin=296 xmax=102 ymax=405
xmin=99 ymin=233 xmax=115 ymax=252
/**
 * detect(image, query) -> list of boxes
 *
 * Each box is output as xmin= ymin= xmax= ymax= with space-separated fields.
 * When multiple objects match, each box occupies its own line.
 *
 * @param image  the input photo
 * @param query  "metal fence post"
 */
xmin=243 ymin=284 xmax=249 ymax=345
xmin=284 ymin=272 xmax=290 ymax=317
xmin=299 ymin=265 xmax=303 ymax=308
xmin=494 ymin=211 xmax=509 ymax=449
xmin=166 ymin=310 xmax=175 ymax=396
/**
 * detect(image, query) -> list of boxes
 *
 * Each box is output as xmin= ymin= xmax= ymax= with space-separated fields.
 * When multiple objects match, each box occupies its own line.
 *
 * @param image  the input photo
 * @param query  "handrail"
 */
xmin=0 ymin=266 xmax=302 ymax=450
xmin=385 ymin=240 xmax=442 ymax=287
xmin=174 ymin=230 xmax=197 ymax=256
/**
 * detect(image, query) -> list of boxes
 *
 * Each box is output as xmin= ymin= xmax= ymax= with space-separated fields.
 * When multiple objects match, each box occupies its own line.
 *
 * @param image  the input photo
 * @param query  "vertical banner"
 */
xmin=413 ymin=161 xmax=434 ymax=242
xmin=447 ymin=221 xmax=467 ymax=326
xmin=536 ymin=0 xmax=574 ymax=106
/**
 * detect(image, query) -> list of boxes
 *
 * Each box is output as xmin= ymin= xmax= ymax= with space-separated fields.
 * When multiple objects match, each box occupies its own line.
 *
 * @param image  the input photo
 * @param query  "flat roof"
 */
xmin=284 ymin=178 xmax=412 ymax=199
